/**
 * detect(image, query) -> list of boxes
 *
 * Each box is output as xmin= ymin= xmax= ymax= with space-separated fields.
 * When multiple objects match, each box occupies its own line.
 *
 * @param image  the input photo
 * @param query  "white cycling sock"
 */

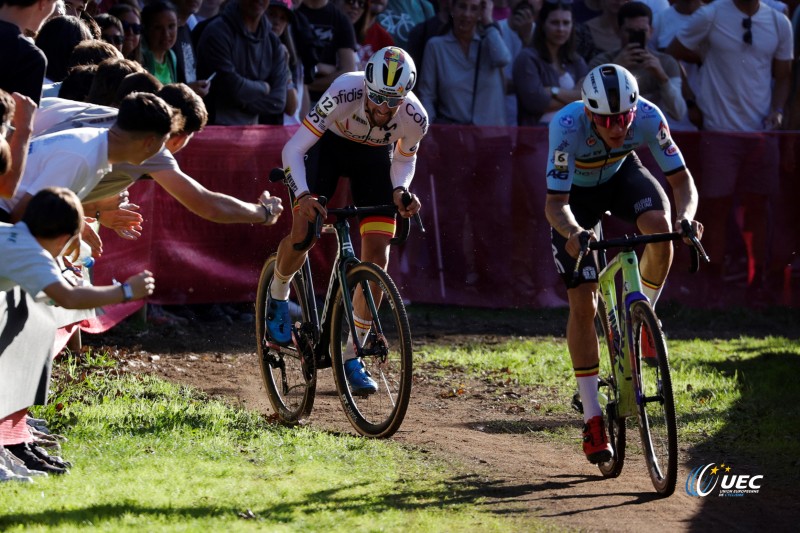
xmin=345 ymin=313 xmax=372 ymax=362
xmin=641 ymin=276 xmax=664 ymax=309
xmin=269 ymin=267 xmax=293 ymax=301
xmin=576 ymin=370 xmax=602 ymax=422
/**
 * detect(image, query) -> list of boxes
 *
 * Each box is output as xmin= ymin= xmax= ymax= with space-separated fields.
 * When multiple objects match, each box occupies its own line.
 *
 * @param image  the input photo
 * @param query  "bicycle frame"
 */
xmin=298 ymin=214 xmax=387 ymax=361
xmin=596 ymin=247 xmax=649 ymax=419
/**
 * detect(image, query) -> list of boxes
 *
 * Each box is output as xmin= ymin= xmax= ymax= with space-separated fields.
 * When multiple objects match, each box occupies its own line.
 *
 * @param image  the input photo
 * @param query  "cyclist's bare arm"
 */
xmin=545 ymin=193 xmax=593 ymax=258
xmin=664 ymin=168 xmax=702 ymax=240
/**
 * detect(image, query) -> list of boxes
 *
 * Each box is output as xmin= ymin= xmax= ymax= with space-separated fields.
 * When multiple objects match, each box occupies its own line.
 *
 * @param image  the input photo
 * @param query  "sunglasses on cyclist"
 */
xmin=121 ymin=20 xmax=142 ymax=35
xmin=590 ymin=107 xmax=637 ymax=129
xmin=367 ymin=90 xmax=404 ymax=108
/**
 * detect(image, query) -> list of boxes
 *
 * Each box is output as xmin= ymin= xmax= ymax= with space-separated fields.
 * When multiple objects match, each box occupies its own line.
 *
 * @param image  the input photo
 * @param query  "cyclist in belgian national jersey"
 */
xmin=545 ymin=64 xmax=703 ymax=464
xmin=266 ymin=46 xmax=428 ymax=395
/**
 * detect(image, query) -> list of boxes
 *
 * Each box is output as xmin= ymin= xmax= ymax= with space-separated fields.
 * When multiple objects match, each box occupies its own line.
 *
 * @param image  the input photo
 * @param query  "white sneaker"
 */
xmin=0 ymin=463 xmax=33 ymax=483
xmin=0 ymin=447 xmax=48 ymax=477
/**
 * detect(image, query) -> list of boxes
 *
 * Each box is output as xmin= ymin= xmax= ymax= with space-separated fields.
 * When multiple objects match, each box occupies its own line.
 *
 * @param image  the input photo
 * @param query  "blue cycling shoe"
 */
xmin=266 ymin=297 xmax=292 ymax=346
xmin=344 ymin=358 xmax=378 ymax=395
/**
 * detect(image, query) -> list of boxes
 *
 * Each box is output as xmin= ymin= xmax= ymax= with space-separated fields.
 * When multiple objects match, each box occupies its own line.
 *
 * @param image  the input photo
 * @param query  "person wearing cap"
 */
xmin=195 ymin=0 xmax=288 ymax=124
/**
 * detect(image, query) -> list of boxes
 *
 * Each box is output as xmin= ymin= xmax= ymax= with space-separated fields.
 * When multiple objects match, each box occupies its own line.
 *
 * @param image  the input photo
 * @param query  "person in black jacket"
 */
xmin=196 ymin=0 xmax=288 ymax=125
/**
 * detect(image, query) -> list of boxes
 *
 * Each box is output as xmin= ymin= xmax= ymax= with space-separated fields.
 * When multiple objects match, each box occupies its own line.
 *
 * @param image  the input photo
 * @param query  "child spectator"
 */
xmin=0 ymin=187 xmax=155 ymax=481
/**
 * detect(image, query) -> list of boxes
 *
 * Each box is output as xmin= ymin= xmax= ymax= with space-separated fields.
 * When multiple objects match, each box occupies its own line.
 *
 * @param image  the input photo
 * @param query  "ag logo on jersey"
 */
xmin=640 ymin=102 xmax=655 ymax=114
xmin=657 ymin=121 xmax=672 ymax=148
xmin=553 ymin=150 xmax=569 ymax=170
xmin=559 ymin=115 xmax=574 ymax=128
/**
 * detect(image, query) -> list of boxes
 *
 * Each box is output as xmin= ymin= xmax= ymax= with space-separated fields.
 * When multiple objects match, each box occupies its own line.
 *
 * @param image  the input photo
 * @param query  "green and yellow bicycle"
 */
xmin=573 ymin=220 xmax=708 ymax=496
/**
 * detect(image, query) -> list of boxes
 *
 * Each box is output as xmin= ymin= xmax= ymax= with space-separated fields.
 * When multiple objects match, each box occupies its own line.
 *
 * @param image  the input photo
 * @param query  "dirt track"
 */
xmin=88 ymin=313 xmax=799 ymax=532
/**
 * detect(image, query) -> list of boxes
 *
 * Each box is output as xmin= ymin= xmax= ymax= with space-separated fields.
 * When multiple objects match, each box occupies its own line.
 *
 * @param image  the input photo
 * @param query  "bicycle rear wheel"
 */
xmin=595 ymin=298 xmax=626 ymax=478
xmin=255 ymin=254 xmax=316 ymax=423
xmin=631 ymin=300 xmax=677 ymax=496
xmin=330 ymin=263 xmax=412 ymax=438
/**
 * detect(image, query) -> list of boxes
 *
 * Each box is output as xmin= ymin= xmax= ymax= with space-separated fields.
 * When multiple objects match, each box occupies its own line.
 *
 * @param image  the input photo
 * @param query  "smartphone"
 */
xmin=206 ymin=72 xmax=217 ymax=82
xmin=628 ymin=29 xmax=647 ymax=49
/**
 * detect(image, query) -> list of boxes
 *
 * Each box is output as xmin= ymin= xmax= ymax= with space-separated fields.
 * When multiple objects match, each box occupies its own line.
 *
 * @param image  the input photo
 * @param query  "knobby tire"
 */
xmin=631 ymin=301 xmax=678 ymax=496
xmin=330 ymin=263 xmax=412 ymax=438
xmin=256 ymin=254 xmax=316 ymax=423
xmin=596 ymin=298 xmax=626 ymax=478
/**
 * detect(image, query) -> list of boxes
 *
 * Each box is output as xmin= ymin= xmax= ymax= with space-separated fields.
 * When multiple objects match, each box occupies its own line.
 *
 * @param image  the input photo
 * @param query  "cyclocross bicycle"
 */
xmin=255 ymin=169 xmax=422 ymax=438
xmin=573 ymin=220 xmax=708 ymax=496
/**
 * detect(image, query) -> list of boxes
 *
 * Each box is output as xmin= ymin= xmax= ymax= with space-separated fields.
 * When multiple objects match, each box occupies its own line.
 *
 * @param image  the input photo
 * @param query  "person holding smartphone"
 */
xmin=587 ymin=1 xmax=686 ymax=122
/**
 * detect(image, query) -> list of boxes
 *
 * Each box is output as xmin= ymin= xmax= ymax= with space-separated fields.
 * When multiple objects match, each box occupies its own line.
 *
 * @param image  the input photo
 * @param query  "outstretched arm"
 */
xmin=150 ymin=168 xmax=283 ymax=225
xmin=44 ymin=270 xmax=155 ymax=309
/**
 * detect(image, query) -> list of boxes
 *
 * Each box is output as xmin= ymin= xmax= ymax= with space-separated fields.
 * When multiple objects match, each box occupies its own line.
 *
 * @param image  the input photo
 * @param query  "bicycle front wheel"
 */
xmin=255 ymin=254 xmax=316 ymax=423
xmin=631 ymin=300 xmax=677 ymax=496
xmin=330 ymin=263 xmax=412 ymax=438
xmin=595 ymin=297 xmax=626 ymax=478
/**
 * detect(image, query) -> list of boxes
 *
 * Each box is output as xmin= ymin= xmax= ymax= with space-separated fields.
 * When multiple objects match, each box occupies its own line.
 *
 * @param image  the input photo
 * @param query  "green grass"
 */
xmin=0 ymin=352 xmax=544 ymax=532
xmin=412 ymin=305 xmax=800 ymax=482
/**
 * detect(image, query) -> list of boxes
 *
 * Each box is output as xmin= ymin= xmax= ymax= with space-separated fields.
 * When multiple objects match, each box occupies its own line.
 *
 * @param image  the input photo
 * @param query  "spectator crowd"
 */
xmin=1 ymin=0 xmax=798 ymax=481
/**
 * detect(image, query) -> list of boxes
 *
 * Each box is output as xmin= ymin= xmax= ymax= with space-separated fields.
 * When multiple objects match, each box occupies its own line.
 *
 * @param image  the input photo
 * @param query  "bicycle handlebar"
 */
xmin=268 ymin=167 xmax=424 ymax=250
xmin=573 ymin=220 xmax=710 ymax=282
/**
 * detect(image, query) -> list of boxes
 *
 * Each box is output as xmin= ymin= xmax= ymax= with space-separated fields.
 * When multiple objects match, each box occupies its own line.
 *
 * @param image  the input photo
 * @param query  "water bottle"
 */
xmin=78 ymin=240 xmax=95 ymax=269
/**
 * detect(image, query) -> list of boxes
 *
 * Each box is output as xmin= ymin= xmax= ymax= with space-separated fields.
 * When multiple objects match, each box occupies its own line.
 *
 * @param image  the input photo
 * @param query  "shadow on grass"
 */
xmin=0 ymin=473 xmax=586 ymax=528
xmin=464 ymin=417 xmax=578 ymax=435
xmin=683 ymin=350 xmax=800 ymax=530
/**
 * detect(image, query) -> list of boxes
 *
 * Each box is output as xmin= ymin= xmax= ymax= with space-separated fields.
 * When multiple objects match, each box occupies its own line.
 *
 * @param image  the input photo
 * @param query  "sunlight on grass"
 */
xmin=0 ymin=362 xmax=546 ymax=532
xmin=416 ymin=331 xmax=800 ymax=479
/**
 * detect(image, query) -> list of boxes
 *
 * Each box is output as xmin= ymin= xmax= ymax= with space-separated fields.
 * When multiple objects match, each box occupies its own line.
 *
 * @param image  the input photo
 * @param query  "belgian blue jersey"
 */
xmin=545 ymin=98 xmax=686 ymax=194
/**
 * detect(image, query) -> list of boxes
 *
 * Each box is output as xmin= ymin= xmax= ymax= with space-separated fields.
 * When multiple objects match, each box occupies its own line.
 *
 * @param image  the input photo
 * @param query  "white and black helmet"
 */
xmin=364 ymin=46 xmax=416 ymax=97
xmin=581 ymin=64 xmax=639 ymax=115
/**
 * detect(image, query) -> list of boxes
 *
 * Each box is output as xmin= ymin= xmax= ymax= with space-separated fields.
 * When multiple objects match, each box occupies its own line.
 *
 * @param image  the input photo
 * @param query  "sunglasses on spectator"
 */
xmin=742 ymin=17 xmax=752 ymax=45
xmin=344 ymin=0 xmax=366 ymax=7
xmin=367 ymin=90 xmax=404 ymax=108
xmin=591 ymin=108 xmax=636 ymax=129
xmin=104 ymin=34 xmax=124 ymax=46
xmin=121 ymin=20 xmax=142 ymax=35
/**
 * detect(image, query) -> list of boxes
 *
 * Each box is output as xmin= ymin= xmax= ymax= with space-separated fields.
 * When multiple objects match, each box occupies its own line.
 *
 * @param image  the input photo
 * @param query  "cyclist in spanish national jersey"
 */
xmin=545 ymin=64 xmax=703 ymax=464
xmin=267 ymin=46 xmax=427 ymax=395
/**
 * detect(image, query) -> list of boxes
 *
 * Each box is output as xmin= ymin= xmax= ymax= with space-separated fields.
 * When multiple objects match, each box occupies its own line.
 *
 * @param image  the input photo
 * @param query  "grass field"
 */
xmin=1 ymin=304 xmax=798 ymax=531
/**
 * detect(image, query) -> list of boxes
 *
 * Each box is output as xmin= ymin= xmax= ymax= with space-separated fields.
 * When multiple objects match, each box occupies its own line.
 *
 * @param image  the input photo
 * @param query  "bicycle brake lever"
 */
xmin=679 ymin=220 xmax=710 ymax=273
xmin=292 ymin=196 xmax=328 ymax=251
xmin=401 ymin=191 xmax=425 ymax=233
xmin=571 ymin=231 xmax=592 ymax=283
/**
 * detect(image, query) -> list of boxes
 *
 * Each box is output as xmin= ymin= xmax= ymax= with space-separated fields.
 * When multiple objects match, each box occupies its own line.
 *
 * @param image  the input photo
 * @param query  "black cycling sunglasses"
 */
xmin=121 ymin=20 xmax=142 ymax=35
xmin=104 ymin=34 xmax=124 ymax=46
xmin=742 ymin=17 xmax=752 ymax=45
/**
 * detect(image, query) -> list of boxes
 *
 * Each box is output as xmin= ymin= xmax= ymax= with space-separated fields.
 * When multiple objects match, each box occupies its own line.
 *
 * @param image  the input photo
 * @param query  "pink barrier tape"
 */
xmin=89 ymin=126 xmax=799 ymax=309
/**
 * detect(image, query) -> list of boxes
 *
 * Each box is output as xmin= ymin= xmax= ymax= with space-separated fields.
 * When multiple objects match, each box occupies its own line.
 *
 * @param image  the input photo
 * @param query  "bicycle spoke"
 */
xmin=331 ymin=263 xmax=412 ymax=438
xmin=256 ymin=254 xmax=316 ymax=423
